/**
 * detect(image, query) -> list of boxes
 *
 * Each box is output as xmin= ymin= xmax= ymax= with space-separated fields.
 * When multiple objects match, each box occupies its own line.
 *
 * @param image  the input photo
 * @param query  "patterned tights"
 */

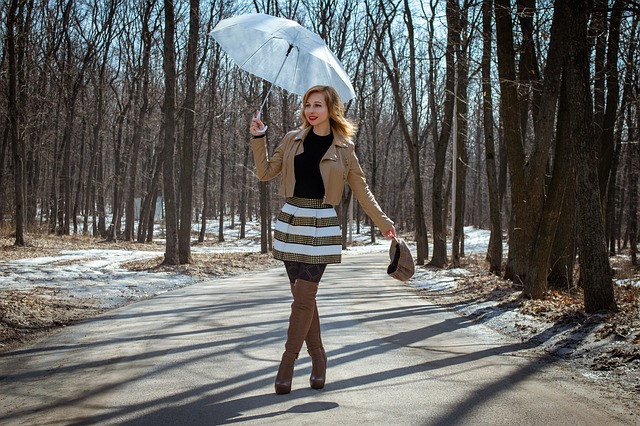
xmin=284 ymin=261 xmax=327 ymax=283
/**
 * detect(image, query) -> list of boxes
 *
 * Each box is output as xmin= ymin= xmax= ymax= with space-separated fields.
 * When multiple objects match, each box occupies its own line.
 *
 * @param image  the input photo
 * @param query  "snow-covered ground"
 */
xmin=2 ymin=221 xmax=492 ymax=309
xmin=408 ymin=229 xmax=491 ymax=292
xmin=4 ymin=218 xmax=635 ymax=311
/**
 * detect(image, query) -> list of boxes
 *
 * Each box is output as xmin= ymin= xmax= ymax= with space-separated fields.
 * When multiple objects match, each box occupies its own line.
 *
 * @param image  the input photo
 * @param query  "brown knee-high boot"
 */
xmin=289 ymin=282 xmax=327 ymax=389
xmin=275 ymin=279 xmax=319 ymax=394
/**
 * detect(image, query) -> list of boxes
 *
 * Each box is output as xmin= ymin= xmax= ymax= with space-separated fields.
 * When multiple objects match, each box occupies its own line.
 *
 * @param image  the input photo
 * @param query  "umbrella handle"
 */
xmin=253 ymin=110 xmax=268 ymax=134
xmin=258 ymin=43 xmax=295 ymax=115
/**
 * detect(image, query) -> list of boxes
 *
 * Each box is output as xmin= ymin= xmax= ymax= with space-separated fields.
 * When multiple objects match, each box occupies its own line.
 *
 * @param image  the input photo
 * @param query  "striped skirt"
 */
xmin=273 ymin=197 xmax=342 ymax=264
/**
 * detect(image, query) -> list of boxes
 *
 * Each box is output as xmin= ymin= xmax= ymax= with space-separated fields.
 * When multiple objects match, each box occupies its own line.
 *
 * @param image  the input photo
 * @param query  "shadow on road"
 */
xmin=0 ymin=256 xmax=620 ymax=425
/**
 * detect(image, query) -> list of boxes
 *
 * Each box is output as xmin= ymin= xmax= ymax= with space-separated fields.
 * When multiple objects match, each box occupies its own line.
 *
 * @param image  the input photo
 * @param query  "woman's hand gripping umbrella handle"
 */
xmin=250 ymin=110 xmax=268 ymax=136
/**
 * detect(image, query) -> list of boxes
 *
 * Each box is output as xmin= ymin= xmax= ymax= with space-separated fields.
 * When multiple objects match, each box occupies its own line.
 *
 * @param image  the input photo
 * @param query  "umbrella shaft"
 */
xmin=259 ymin=44 xmax=294 ymax=114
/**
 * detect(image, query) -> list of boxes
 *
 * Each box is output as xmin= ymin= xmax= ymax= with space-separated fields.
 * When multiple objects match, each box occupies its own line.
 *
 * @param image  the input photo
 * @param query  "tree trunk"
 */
xmin=548 ymin=76 xmax=577 ymax=290
xmin=0 ymin=123 xmax=10 ymax=223
xmin=259 ymin=180 xmax=269 ymax=254
xmin=258 ymin=80 xmax=271 ymax=254
xmin=495 ymin=0 xmax=527 ymax=284
xmin=84 ymin=1 xmax=114 ymax=237
xmin=515 ymin=0 xmax=541 ymax=139
xmin=429 ymin=0 xmax=456 ymax=268
xmin=96 ymin=150 xmax=106 ymax=237
xmin=124 ymin=2 xmax=153 ymax=242
xmin=60 ymin=13 xmax=93 ymax=236
xmin=609 ymin=11 xmax=639 ymax=255
xmin=370 ymin=0 xmax=428 ymax=264
xmin=239 ymin=140 xmax=250 ymax=240
xmin=481 ymin=0 xmax=502 ymax=274
xmin=628 ymin=108 xmax=638 ymax=265
xmin=590 ymin=0 xmax=607 ymax=135
xmin=403 ymin=0 xmax=428 ymax=264
xmin=72 ymin=118 xmax=87 ymax=235
xmin=106 ymin=98 xmax=131 ymax=242
xmin=564 ymin=0 xmax=617 ymax=313
xmin=627 ymin=138 xmax=638 ymax=266
xmin=452 ymin=3 xmax=469 ymax=267
xmin=218 ymin=141 xmax=226 ymax=243
xmin=523 ymin=74 xmax=575 ymax=298
xmin=521 ymin=1 xmax=568 ymax=297
xmin=162 ymin=0 xmax=179 ymax=265
xmin=199 ymin=122 xmax=213 ymax=243
xmin=8 ymin=0 xmax=25 ymax=246
xmin=178 ymin=0 xmax=199 ymax=264
xmin=597 ymin=0 xmax=626 ymax=201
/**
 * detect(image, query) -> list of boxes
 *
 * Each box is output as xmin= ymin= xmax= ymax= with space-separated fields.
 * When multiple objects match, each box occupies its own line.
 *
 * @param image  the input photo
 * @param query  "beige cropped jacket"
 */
xmin=250 ymin=127 xmax=394 ymax=235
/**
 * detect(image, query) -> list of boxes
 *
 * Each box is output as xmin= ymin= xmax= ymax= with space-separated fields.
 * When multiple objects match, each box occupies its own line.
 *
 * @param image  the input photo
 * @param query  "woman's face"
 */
xmin=304 ymin=92 xmax=330 ymax=133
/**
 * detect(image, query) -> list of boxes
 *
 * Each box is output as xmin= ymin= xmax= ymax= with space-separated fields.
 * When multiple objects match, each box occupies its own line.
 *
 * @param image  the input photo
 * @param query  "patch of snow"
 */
xmin=0 ymin=225 xmax=495 ymax=310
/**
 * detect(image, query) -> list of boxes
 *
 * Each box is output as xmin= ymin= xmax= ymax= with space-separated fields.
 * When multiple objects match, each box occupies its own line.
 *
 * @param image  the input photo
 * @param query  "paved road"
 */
xmin=0 ymin=252 xmax=635 ymax=425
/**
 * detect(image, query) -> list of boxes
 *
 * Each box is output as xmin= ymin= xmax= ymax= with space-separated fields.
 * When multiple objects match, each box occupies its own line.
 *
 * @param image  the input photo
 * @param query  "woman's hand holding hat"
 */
xmin=384 ymin=227 xmax=397 ymax=240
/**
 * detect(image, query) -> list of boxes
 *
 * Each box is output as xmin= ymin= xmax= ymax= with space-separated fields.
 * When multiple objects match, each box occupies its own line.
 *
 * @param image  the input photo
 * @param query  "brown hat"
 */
xmin=387 ymin=237 xmax=415 ymax=281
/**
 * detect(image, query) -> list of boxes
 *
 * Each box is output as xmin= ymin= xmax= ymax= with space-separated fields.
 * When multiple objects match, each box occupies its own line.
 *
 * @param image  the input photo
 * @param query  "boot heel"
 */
xmin=275 ymin=352 xmax=297 ymax=394
xmin=308 ymin=347 xmax=327 ymax=389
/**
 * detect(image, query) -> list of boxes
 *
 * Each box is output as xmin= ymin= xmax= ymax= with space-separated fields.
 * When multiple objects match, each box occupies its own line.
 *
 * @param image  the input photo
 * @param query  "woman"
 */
xmin=249 ymin=85 xmax=396 ymax=394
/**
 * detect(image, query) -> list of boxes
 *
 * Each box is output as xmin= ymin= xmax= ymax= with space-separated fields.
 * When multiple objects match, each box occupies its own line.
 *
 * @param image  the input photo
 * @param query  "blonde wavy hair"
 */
xmin=299 ymin=85 xmax=356 ymax=139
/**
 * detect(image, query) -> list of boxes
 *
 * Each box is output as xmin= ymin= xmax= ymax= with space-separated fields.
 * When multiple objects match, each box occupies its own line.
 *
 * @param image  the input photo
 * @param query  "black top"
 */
xmin=293 ymin=130 xmax=334 ymax=199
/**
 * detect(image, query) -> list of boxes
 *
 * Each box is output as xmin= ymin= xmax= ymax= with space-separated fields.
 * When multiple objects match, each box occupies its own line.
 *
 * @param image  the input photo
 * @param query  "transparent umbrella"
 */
xmin=212 ymin=13 xmax=356 ymax=115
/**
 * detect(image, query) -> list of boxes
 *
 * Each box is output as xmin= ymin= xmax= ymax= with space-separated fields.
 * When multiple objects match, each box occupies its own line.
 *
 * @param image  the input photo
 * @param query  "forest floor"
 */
xmin=0 ymin=233 xmax=638 ymax=404
xmin=410 ymin=252 xmax=640 ymax=403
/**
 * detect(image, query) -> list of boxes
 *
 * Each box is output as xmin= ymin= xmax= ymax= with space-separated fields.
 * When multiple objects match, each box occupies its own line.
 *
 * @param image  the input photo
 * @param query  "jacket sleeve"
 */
xmin=250 ymin=136 xmax=286 ymax=181
xmin=346 ymin=149 xmax=394 ymax=234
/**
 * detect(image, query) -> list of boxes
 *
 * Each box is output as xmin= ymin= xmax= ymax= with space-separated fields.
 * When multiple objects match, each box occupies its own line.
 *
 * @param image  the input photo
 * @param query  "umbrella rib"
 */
xmin=238 ymin=38 xmax=275 ymax=68
xmin=290 ymin=46 xmax=301 ymax=95
xmin=237 ymin=20 xmax=292 ymax=68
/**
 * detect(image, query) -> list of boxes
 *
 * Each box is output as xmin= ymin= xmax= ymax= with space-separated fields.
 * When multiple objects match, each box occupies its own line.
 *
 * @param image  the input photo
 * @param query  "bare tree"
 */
xmin=7 ymin=0 xmax=25 ymax=246
xmin=597 ymin=0 xmax=627 ymax=200
xmin=60 ymin=2 xmax=96 ymax=236
xmin=481 ymin=0 xmax=502 ymax=274
xmin=367 ymin=0 xmax=429 ymax=264
xmin=428 ymin=0 xmax=454 ymax=268
xmin=547 ymin=77 xmax=577 ymax=290
xmin=520 ymin=2 xmax=568 ymax=298
xmin=451 ymin=0 xmax=469 ymax=267
xmin=178 ymin=0 xmax=199 ymax=263
xmin=621 ymin=12 xmax=640 ymax=264
xmin=563 ymin=0 xmax=617 ymax=313
xmin=124 ymin=0 xmax=154 ymax=242
xmin=494 ymin=0 xmax=529 ymax=284
xmin=626 ymin=119 xmax=638 ymax=266
xmin=162 ymin=0 xmax=179 ymax=264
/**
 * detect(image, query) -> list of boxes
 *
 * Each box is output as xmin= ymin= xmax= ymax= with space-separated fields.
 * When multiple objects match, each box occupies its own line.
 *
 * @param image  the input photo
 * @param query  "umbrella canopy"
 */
xmin=212 ymin=13 xmax=356 ymax=109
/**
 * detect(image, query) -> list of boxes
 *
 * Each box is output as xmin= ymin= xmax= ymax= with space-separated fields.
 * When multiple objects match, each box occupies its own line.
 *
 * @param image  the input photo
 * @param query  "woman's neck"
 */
xmin=312 ymin=123 xmax=331 ymax=136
